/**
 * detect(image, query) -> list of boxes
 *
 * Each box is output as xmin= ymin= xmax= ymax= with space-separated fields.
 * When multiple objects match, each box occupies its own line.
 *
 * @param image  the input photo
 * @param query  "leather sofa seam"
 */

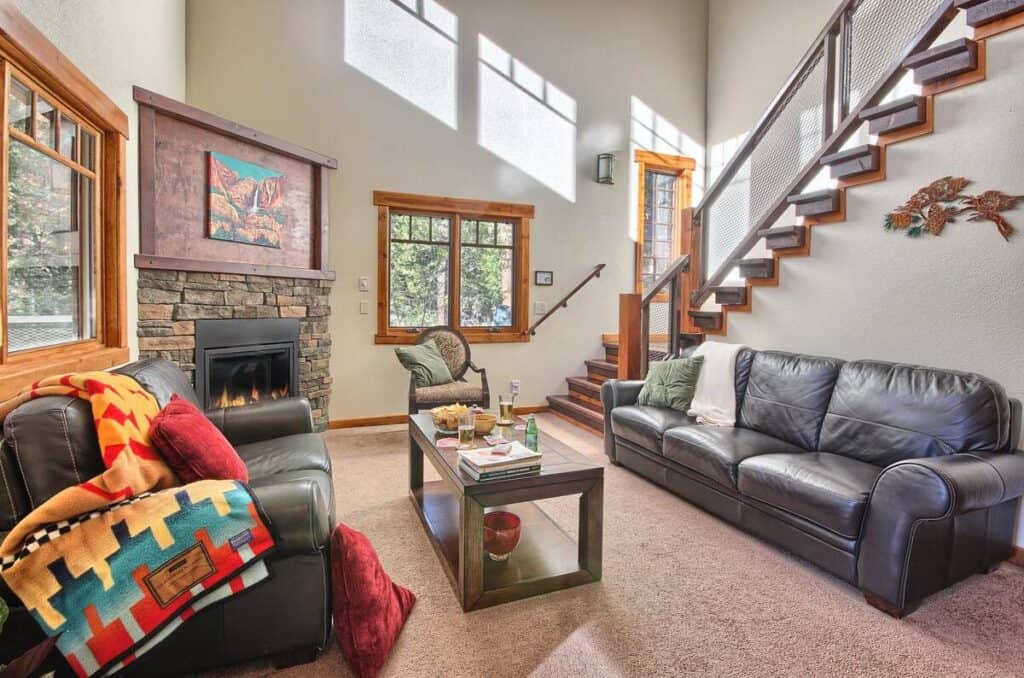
xmin=58 ymin=401 xmax=83 ymax=484
xmin=0 ymin=446 xmax=19 ymax=522
xmin=823 ymin=412 xmax=958 ymax=455
xmin=7 ymin=416 xmax=35 ymax=508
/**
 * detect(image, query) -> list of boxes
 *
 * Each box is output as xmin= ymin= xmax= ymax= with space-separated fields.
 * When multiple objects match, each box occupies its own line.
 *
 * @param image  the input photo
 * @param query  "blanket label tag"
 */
xmin=229 ymin=529 xmax=253 ymax=551
xmin=145 ymin=543 xmax=215 ymax=608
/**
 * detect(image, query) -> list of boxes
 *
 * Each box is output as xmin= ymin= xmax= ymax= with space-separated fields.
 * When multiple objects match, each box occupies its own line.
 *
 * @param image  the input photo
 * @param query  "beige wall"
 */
xmin=15 ymin=0 xmax=187 ymax=360
xmin=186 ymin=0 xmax=708 ymax=420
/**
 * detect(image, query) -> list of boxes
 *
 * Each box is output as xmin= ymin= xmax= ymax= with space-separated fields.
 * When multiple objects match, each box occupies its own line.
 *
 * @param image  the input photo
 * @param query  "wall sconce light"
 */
xmin=596 ymin=153 xmax=615 ymax=184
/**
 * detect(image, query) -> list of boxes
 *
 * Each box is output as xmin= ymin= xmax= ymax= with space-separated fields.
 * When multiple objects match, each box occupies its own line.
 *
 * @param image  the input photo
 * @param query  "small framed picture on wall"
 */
xmin=534 ymin=270 xmax=554 ymax=286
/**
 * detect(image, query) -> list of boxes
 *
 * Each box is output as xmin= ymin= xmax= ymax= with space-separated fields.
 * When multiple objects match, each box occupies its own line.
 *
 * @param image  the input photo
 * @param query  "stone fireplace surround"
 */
xmin=137 ymin=269 xmax=332 ymax=430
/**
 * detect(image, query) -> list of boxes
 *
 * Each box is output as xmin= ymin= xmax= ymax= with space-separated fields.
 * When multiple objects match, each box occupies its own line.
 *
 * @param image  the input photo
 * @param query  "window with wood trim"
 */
xmin=375 ymin=191 xmax=532 ymax=343
xmin=634 ymin=150 xmax=694 ymax=296
xmin=0 ymin=6 xmax=129 ymax=399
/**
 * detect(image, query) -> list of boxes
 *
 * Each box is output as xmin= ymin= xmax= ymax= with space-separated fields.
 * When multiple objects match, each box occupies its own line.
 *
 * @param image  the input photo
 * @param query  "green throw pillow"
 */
xmin=395 ymin=339 xmax=455 ymax=387
xmin=636 ymin=356 xmax=704 ymax=412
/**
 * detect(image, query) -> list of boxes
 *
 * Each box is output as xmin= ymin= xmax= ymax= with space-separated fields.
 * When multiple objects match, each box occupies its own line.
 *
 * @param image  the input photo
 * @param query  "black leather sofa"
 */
xmin=0 ymin=358 xmax=334 ymax=675
xmin=602 ymin=348 xmax=1024 ymax=617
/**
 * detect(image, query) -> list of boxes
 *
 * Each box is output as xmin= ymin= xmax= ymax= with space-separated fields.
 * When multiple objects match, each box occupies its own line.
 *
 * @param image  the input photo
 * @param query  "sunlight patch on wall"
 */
xmin=630 ymin=96 xmax=705 ymax=203
xmin=344 ymin=0 xmax=458 ymax=129
xmin=477 ymin=34 xmax=576 ymax=202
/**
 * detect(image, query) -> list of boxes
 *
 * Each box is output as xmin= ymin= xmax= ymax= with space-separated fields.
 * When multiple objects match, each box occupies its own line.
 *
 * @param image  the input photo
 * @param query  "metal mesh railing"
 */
xmin=706 ymin=49 xmax=827 ymax=274
xmin=694 ymin=0 xmax=954 ymax=303
xmin=845 ymin=0 xmax=948 ymax=112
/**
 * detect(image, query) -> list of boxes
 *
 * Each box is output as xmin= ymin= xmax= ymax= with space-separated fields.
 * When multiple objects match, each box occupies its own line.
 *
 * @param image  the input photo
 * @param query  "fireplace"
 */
xmin=195 ymin=319 xmax=300 ymax=410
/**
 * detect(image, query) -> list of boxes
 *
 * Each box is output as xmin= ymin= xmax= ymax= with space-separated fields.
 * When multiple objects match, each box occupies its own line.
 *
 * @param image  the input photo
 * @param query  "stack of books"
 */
xmin=458 ymin=442 xmax=542 ymax=481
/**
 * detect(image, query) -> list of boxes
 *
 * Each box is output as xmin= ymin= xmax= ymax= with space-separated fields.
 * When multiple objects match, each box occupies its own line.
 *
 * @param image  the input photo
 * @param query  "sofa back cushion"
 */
xmin=819 ymin=360 xmax=1012 ymax=465
xmin=115 ymin=358 xmax=200 ymax=408
xmin=2 ymin=396 xmax=106 ymax=511
xmin=738 ymin=351 xmax=843 ymax=450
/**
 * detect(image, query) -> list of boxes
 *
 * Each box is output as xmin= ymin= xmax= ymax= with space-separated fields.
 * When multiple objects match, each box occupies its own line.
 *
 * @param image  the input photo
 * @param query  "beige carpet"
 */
xmin=214 ymin=414 xmax=1024 ymax=677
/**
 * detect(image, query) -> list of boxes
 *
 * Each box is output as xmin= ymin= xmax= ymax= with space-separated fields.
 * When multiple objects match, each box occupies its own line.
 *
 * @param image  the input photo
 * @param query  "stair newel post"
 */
xmin=668 ymin=274 xmax=681 ymax=358
xmin=617 ymin=293 xmax=643 ymax=380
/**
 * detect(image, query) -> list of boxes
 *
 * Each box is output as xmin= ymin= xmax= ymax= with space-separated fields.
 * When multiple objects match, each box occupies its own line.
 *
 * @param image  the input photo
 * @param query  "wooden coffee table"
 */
xmin=408 ymin=413 xmax=603 ymax=612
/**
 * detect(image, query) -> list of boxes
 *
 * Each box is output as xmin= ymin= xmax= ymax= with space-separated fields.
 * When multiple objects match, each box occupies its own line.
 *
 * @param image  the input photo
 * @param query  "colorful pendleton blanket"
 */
xmin=0 ymin=372 xmax=277 ymax=676
xmin=1 ymin=480 xmax=275 ymax=676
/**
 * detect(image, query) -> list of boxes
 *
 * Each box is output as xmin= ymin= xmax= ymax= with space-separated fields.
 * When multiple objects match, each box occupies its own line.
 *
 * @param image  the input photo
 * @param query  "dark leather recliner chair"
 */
xmin=602 ymin=348 xmax=1024 ymax=617
xmin=0 ymin=358 xmax=335 ymax=675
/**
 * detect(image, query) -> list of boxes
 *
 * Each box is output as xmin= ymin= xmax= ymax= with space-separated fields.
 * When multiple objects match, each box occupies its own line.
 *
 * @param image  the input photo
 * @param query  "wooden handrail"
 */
xmin=527 ymin=263 xmax=606 ymax=336
xmin=641 ymin=254 xmax=690 ymax=306
xmin=691 ymin=0 xmax=956 ymax=306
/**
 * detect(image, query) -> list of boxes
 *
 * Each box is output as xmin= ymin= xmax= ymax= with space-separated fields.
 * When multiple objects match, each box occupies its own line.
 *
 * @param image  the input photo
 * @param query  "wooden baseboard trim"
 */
xmin=329 ymin=404 xmax=550 ymax=429
xmin=1008 ymin=546 xmax=1024 ymax=568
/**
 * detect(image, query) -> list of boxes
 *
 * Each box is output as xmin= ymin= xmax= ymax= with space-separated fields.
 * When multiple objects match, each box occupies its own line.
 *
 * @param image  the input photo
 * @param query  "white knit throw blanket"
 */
xmin=687 ymin=341 xmax=747 ymax=426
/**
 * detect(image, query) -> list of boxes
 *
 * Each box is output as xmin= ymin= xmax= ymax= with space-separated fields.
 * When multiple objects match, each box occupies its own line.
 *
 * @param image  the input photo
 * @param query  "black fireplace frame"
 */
xmin=195 ymin=318 xmax=300 ymax=410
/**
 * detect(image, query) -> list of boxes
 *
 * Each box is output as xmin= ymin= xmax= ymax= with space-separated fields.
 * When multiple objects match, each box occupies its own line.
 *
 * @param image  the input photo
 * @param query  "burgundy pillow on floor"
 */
xmin=150 ymin=394 xmax=248 ymax=483
xmin=332 ymin=523 xmax=416 ymax=678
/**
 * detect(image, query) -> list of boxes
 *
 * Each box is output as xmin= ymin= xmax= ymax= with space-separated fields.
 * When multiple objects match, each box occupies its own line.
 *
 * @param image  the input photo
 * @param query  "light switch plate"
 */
xmin=359 ymin=300 xmax=370 ymax=314
xmin=358 ymin=276 xmax=369 ymax=292
xmin=534 ymin=301 xmax=547 ymax=315
xmin=510 ymin=379 xmax=521 ymax=396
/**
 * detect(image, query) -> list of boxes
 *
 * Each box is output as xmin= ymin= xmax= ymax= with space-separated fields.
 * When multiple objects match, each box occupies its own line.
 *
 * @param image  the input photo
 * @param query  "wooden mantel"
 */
xmin=133 ymin=87 xmax=338 ymax=281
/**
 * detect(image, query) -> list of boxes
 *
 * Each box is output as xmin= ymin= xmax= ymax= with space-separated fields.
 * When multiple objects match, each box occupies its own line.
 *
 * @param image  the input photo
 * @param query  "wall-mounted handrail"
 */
xmin=690 ymin=0 xmax=956 ymax=307
xmin=527 ymin=263 xmax=605 ymax=336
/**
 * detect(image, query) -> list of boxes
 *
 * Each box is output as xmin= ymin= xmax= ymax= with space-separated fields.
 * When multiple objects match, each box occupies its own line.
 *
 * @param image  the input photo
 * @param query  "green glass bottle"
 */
xmin=525 ymin=415 xmax=539 ymax=451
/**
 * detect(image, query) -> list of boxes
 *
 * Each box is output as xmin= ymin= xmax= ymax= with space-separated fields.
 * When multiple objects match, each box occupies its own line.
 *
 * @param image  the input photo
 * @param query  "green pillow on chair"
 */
xmin=637 ymin=356 xmax=704 ymax=412
xmin=395 ymin=339 xmax=455 ymax=387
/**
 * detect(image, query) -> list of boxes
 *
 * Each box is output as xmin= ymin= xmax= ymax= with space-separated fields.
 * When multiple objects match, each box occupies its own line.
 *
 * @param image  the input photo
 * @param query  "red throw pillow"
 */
xmin=332 ymin=523 xmax=416 ymax=678
xmin=150 ymin=394 xmax=248 ymax=483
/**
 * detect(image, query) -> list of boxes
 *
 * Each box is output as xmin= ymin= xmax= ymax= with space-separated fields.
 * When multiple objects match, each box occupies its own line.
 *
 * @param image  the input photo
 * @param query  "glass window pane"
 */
xmin=656 ymin=207 xmax=673 ymax=224
xmin=496 ymin=222 xmax=513 ymax=246
xmin=35 ymin=96 xmax=57 ymax=148
xmin=7 ymin=138 xmax=95 ymax=351
xmin=9 ymin=78 xmax=31 ymax=134
xmin=478 ymin=221 xmax=495 ymax=244
xmin=654 ymin=241 xmax=670 ymax=259
xmin=59 ymin=114 xmax=77 ymax=160
xmin=390 ymin=213 xmax=409 ymax=240
xmin=460 ymin=245 xmax=513 ymax=327
xmin=656 ymin=224 xmax=670 ymax=241
xmin=461 ymin=219 xmax=477 ymax=244
xmin=656 ymin=172 xmax=675 ymax=189
xmin=389 ymin=242 xmax=449 ymax=328
xmin=80 ymin=130 xmax=96 ymax=171
xmin=432 ymin=216 xmax=450 ymax=242
xmin=411 ymin=215 xmax=430 ymax=241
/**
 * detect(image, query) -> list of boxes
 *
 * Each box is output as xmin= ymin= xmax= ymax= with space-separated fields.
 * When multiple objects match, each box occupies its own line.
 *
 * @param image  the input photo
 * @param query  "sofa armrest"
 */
xmin=600 ymin=379 xmax=644 ymax=461
xmin=206 ymin=397 xmax=315 ymax=446
xmin=250 ymin=475 xmax=330 ymax=557
xmin=858 ymin=451 xmax=1024 ymax=611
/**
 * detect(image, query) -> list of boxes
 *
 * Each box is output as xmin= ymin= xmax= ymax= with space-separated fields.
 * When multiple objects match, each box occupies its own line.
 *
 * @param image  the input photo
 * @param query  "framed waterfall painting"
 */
xmin=207 ymin=151 xmax=286 ymax=248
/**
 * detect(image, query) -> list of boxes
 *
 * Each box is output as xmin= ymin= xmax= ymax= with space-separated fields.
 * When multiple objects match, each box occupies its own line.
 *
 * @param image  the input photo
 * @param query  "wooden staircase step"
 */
xmin=762 ymin=225 xmax=807 ymax=250
xmin=820 ymin=144 xmax=881 ymax=180
xmin=903 ymin=38 xmax=979 ymax=85
xmin=603 ymin=341 xmax=618 ymax=364
xmin=860 ymin=95 xmax=928 ymax=136
xmin=585 ymin=359 xmax=618 ymax=382
xmin=786 ymin=188 xmax=841 ymax=217
xmin=567 ymin=376 xmax=601 ymax=398
xmin=712 ymin=286 xmax=748 ymax=306
xmin=956 ymin=0 xmax=1024 ymax=28
xmin=688 ymin=311 xmax=723 ymax=332
xmin=547 ymin=395 xmax=604 ymax=432
xmin=738 ymin=258 xmax=775 ymax=280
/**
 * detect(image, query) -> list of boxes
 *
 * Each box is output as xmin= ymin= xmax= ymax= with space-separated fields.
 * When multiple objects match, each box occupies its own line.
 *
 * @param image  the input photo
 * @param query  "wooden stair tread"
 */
xmin=956 ymin=0 xmax=1024 ymax=27
xmin=820 ymin=144 xmax=881 ymax=180
xmin=860 ymin=95 xmax=928 ymax=136
xmin=566 ymin=376 xmax=601 ymax=395
xmin=786 ymin=189 xmax=840 ymax=217
xmin=547 ymin=395 xmax=604 ymax=431
xmin=903 ymin=38 xmax=979 ymax=85
xmin=738 ymin=258 xmax=775 ymax=279
xmin=762 ymin=225 xmax=807 ymax=250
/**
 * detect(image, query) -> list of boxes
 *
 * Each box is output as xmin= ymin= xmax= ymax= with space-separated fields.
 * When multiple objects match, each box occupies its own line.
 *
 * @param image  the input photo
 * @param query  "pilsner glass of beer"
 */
xmin=498 ymin=395 xmax=514 ymax=424
xmin=458 ymin=413 xmax=476 ymax=448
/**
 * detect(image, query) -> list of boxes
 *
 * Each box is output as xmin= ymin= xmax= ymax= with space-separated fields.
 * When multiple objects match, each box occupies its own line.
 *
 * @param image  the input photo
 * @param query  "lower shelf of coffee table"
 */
xmin=412 ymin=479 xmax=588 ymax=595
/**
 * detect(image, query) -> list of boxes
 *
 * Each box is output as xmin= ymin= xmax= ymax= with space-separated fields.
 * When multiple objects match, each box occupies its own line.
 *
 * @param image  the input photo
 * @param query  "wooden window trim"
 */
xmin=374 ymin=191 xmax=532 ymax=344
xmin=634 ymin=150 xmax=695 ymax=300
xmin=0 ymin=4 xmax=129 ymax=400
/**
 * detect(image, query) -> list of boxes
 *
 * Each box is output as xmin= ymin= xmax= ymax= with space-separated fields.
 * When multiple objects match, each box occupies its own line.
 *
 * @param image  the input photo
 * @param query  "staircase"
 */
xmin=687 ymin=0 xmax=1024 ymax=338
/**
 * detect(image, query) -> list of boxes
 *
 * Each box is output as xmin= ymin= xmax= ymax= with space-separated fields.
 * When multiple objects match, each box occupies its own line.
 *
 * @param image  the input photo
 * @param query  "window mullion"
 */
xmin=450 ymin=213 xmax=461 ymax=331
xmin=0 ymin=61 xmax=8 ymax=363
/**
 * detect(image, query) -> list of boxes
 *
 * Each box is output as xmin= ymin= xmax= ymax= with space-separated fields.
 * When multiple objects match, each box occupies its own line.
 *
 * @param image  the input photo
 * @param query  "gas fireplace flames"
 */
xmin=214 ymin=382 xmax=289 ymax=409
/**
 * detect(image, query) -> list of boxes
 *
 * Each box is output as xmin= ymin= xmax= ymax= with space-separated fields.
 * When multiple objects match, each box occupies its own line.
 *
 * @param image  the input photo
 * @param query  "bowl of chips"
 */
xmin=431 ymin=403 xmax=470 ymax=432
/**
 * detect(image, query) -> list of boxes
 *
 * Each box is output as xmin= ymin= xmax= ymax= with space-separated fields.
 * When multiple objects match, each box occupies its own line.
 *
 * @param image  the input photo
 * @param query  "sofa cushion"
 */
xmin=738 ymin=351 xmax=843 ymax=450
xmin=819 ymin=360 xmax=1013 ymax=466
xmin=637 ymin=356 xmax=704 ymax=411
xmin=236 ymin=433 xmax=331 ymax=479
xmin=151 ymin=394 xmax=249 ymax=483
xmin=663 ymin=426 xmax=805 ymax=489
xmin=738 ymin=452 xmax=882 ymax=538
xmin=115 ymin=357 xmax=200 ymax=408
xmin=611 ymin=405 xmax=695 ymax=452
